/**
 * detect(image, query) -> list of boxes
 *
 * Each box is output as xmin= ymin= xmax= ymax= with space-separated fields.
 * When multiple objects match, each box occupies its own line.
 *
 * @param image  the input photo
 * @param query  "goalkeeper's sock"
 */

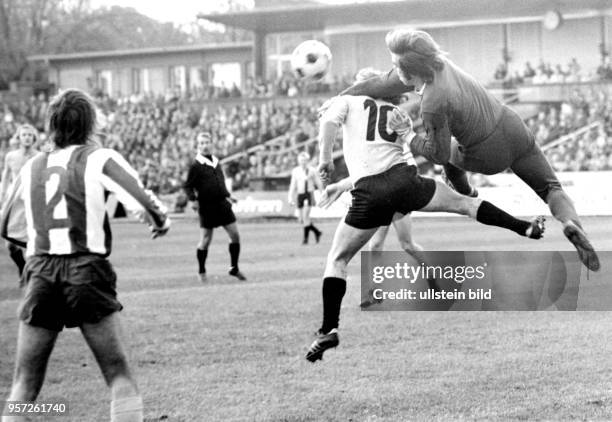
xmin=110 ymin=396 xmax=143 ymax=422
xmin=476 ymin=201 xmax=530 ymax=236
xmin=197 ymin=248 xmax=208 ymax=274
xmin=443 ymin=163 xmax=474 ymax=196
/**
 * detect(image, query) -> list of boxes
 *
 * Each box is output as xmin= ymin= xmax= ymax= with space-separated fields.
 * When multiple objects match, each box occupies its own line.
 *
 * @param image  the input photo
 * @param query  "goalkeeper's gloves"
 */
xmin=388 ymin=107 xmax=413 ymax=138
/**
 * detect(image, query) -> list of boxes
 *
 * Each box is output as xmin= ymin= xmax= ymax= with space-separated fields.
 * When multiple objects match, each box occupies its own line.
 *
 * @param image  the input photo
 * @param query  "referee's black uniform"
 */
xmin=184 ymin=154 xmax=236 ymax=229
xmin=184 ymin=153 xmax=244 ymax=280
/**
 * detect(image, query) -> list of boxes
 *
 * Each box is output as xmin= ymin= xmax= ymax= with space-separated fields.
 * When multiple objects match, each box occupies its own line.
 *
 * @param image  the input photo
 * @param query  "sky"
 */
xmin=91 ymin=0 xmax=382 ymax=25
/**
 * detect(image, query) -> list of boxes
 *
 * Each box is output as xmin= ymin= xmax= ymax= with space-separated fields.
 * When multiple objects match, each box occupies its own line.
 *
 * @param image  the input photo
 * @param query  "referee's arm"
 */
xmin=183 ymin=164 xmax=198 ymax=202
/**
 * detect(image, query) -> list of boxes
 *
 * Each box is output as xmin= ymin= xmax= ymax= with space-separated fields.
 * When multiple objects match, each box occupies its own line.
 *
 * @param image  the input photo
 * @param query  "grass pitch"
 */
xmin=1 ymin=216 xmax=612 ymax=421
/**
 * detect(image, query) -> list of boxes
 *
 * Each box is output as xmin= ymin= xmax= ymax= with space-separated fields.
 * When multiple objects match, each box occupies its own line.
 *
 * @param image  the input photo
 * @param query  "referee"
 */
xmin=184 ymin=132 xmax=246 ymax=282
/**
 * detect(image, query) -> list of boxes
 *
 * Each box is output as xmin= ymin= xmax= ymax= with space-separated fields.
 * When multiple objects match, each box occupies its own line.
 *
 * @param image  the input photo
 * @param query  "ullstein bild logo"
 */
xmin=360 ymin=251 xmax=608 ymax=311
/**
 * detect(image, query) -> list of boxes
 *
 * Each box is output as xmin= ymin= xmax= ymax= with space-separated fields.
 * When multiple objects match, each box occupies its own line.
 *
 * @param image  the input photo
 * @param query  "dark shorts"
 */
xmin=297 ymin=192 xmax=315 ymax=209
xmin=19 ymin=254 xmax=123 ymax=331
xmin=450 ymin=105 xmax=561 ymax=200
xmin=199 ymin=199 xmax=236 ymax=229
xmin=345 ymin=164 xmax=436 ymax=229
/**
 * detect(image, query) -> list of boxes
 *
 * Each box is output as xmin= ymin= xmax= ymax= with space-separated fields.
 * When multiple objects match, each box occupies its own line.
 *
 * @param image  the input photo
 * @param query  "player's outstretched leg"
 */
xmin=546 ymin=190 xmax=599 ymax=271
xmin=81 ymin=313 xmax=143 ymax=422
xmin=510 ymin=145 xmax=600 ymax=271
xmin=306 ymin=222 xmax=377 ymax=362
xmin=421 ymin=181 xmax=545 ymax=238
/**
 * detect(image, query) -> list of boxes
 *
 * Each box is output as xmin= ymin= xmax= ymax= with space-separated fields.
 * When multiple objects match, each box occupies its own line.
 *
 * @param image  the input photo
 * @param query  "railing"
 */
xmin=541 ymin=121 xmax=603 ymax=152
xmin=220 ymin=132 xmax=292 ymax=165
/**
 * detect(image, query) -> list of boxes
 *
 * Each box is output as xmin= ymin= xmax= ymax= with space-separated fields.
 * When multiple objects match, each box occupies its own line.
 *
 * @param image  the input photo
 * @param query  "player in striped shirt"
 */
xmin=0 ymin=89 xmax=170 ymax=422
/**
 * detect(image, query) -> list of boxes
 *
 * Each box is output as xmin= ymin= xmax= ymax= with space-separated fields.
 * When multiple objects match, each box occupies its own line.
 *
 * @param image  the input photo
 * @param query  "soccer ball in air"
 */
xmin=291 ymin=40 xmax=332 ymax=81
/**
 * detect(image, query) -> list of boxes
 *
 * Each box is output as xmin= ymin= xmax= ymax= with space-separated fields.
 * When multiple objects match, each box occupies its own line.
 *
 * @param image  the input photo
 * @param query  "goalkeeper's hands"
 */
xmin=389 ymin=107 xmax=413 ymax=137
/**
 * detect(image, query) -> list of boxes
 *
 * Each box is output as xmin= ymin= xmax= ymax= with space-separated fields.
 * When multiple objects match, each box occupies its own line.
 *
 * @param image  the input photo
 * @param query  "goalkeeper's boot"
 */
xmin=306 ymin=328 xmax=339 ymax=362
xmin=563 ymin=220 xmax=600 ymax=272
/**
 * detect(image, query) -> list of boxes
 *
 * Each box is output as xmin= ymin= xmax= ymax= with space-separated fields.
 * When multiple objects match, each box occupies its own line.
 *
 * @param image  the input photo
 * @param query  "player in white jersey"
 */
xmin=318 ymin=104 xmax=436 ymax=308
xmin=306 ymin=75 xmax=546 ymax=362
xmin=0 ymin=124 xmax=39 ymax=278
xmin=288 ymin=151 xmax=323 ymax=244
xmin=0 ymin=89 xmax=170 ymax=422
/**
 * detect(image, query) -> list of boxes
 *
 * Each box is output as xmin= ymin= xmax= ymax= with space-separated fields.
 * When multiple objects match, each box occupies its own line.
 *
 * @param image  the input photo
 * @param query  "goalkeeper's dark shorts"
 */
xmin=19 ymin=254 xmax=122 ymax=331
xmin=449 ymin=105 xmax=562 ymax=201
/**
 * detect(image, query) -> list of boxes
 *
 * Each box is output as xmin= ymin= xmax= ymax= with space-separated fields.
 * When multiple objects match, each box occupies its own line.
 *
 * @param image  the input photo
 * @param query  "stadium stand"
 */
xmin=1 ymin=82 xmax=611 ymax=196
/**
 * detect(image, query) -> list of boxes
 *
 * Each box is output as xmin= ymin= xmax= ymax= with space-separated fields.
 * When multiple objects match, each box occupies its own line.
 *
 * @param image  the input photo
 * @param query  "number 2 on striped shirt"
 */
xmin=42 ymin=166 xmax=69 ymax=229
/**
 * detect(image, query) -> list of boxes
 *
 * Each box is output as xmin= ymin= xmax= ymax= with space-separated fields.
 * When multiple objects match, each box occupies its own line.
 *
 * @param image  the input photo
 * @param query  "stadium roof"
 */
xmin=198 ymin=0 xmax=612 ymax=33
xmin=29 ymin=42 xmax=252 ymax=62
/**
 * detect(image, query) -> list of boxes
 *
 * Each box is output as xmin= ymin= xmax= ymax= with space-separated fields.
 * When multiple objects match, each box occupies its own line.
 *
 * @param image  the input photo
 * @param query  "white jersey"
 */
xmin=320 ymin=95 xmax=416 ymax=184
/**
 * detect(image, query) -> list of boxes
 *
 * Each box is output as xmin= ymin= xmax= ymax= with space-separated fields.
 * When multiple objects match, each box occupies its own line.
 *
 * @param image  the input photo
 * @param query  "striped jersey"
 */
xmin=320 ymin=95 xmax=415 ymax=184
xmin=0 ymin=144 xmax=168 ymax=257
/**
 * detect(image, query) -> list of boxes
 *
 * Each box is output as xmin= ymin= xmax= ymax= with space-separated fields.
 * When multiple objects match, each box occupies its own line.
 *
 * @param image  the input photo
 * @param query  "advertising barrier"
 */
xmin=228 ymin=172 xmax=612 ymax=219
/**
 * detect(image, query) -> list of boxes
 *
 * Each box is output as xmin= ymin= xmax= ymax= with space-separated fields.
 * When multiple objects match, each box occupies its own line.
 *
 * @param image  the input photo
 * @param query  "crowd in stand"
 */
xmin=2 ymin=78 xmax=612 ymax=198
xmin=543 ymin=87 xmax=612 ymax=171
xmin=493 ymin=57 xmax=612 ymax=85
xmin=176 ymin=72 xmax=353 ymax=101
xmin=0 ymin=91 xmax=324 ymax=194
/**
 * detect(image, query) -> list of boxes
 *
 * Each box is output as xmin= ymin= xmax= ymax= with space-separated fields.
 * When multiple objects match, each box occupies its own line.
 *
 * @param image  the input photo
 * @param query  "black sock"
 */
xmin=309 ymin=224 xmax=321 ymax=236
xmin=8 ymin=245 xmax=25 ymax=276
xmin=476 ymin=201 xmax=530 ymax=236
xmin=303 ymin=226 xmax=310 ymax=242
xmin=321 ymin=277 xmax=347 ymax=333
xmin=443 ymin=163 xmax=473 ymax=195
xmin=229 ymin=242 xmax=240 ymax=269
xmin=196 ymin=249 xmax=207 ymax=274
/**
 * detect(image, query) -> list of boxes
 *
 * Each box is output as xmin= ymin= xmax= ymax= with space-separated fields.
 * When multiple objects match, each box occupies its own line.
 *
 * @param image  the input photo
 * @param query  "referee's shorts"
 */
xmin=199 ymin=199 xmax=236 ymax=229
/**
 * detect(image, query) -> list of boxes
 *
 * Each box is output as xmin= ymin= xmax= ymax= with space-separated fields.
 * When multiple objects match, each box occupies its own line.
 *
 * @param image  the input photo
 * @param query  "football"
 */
xmin=290 ymin=40 xmax=332 ymax=81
